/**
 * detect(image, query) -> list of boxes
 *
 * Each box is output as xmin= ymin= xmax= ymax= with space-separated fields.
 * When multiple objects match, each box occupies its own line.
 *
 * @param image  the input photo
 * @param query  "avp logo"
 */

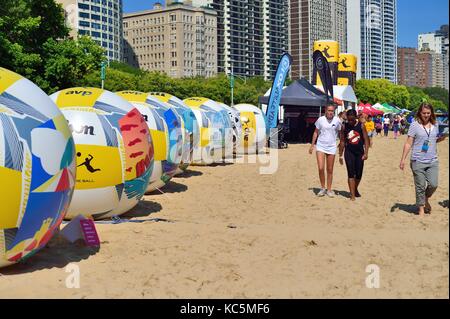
xmin=65 ymin=90 xmax=93 ymax=96
xmin=68 ymin=122 xmax=95 ymax=135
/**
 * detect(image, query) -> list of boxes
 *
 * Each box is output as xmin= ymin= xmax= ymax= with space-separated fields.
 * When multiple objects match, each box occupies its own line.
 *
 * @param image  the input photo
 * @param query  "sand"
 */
xmin=0 ymin=135 xmax=448 ymax=298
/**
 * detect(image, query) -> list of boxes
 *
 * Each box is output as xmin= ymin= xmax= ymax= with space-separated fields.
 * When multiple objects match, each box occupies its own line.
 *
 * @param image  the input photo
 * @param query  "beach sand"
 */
xmin=0 ymin=135 xmax=448 ymax=298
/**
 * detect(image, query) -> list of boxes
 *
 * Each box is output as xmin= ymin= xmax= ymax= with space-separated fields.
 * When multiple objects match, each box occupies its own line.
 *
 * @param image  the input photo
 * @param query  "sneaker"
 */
xmin=317 ymin=188 xmax=327 ymax=197
xmin=327 ymin=190 xmax=335 ymax=198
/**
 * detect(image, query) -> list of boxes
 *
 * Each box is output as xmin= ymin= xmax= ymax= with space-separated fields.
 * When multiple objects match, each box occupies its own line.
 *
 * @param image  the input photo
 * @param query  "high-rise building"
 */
xmin=290 ymin=0 xmax=347 ymax=81
xmin=56 ymin=0 xmax=124 ymax=61
xmin=347 ymin=0 xmax=361 ymax=79
xmin=123 ymin=2 xmax=217 ymax=78
xmin=398 ymin=47 xmax=446 ymax=89
xmin=418 ymin=25 xmax=449 ymax=90
xmin=415 ymin=51 xmax=433 ymax=88
xmin=353 ymin=0 xmax=397 ymax=83
xmin=397 ymin=47 xmax=416 ymax=87
xmin=193 ymin=0 xmax=289 ymax=80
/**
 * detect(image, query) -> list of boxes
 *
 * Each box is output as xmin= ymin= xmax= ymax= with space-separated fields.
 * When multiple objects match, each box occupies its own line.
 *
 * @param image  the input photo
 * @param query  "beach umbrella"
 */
xmin=0 ymin=67 xmax=76 ymax=268
xmin=116 ymin=91 xmax=183 ymax=192
xmin=51 ymin=88 xmax=154 ymax=220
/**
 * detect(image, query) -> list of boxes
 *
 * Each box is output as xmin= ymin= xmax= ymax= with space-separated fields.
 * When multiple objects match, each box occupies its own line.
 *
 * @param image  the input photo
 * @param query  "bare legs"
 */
xmin=316 ymin=151 xmax=335 ymax=191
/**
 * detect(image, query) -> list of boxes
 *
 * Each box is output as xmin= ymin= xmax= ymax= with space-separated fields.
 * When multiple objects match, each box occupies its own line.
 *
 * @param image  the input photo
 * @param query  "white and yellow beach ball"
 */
xmin=234 ymin=104 xmax=267 ymax=154
xmin=217 ymin=102 xmax=242 ymax=152
xmin=149 ymin=92 xmax=200 ymax=174
xmin=184 ymin=97 xmax=233 ymax=164
xmin=0 ymin=68 xmax=76 ymax=268
xmin=50 ymin=88 xmax=154 ymax=219
xmin=116 ymin=91 xmax=183 ymax=192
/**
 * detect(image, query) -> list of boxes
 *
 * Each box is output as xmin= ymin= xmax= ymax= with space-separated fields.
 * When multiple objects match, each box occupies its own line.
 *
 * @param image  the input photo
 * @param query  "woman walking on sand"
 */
xmin=393 ymin=115 xmax=400 ymax=139
xmin=399 ymin=103 xmax=447 ymax=216
xmin=338 ymin=109 xmax=370 ymax=201
xmin=309 ymin=105 xmax=342 ymax=197
xmin=383 ymin=115 xmax=390 ymax=137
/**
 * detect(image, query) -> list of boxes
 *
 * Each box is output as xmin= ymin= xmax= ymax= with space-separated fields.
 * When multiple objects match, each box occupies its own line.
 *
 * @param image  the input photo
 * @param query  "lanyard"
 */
xmin=422 ymin=125 xmax=432 ymax=139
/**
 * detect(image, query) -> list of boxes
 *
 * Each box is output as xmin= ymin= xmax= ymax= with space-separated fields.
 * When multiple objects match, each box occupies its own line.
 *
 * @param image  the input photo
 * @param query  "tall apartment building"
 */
xmin=349 ymin=0 xmax=397 ymax=83
xmin=397 ymin=47 xmax=416 ymax=87
xmin=290 ymin=0 xmax=347 ymax=81
xmin=123 ymin=2 xmax=217 ymax=78
xmin=415 ymin=51 xmax=433 ymax=88
xmin=398 ymin=48 xmax=446 ymax=89
xmin=418 ymin=25 xmax=449 ymax=90
xmin=193 ymin=0 xmax=289 ymax=80
xmin=56 ymin=0 xmax=123 ymax=61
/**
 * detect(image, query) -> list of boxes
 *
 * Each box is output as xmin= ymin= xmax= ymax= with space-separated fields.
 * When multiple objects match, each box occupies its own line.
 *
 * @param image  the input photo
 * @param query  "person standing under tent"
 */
xmin=339 ymin=109 xmax=370 ymax=201
xmin=309 ymin=105 xmax=342 ymax=197
xmin=383 ymin=115 xmax=390 ymax=137
xmin=399 ymin=103 xmax=447 ymax=216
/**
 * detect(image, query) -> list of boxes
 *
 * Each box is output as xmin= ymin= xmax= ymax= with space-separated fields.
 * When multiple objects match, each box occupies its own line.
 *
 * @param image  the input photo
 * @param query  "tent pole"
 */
xmin=319 ymin=105 xmax=322 ymax=117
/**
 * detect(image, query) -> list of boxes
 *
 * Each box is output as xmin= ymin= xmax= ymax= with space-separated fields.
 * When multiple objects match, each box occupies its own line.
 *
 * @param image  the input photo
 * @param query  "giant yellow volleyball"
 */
xmin=116 ymin=91 xmax=183 ymax=192
xmin=50 ymin=88 xmax=154 ymax=219
xmin=0 ymin=68 xmax=76 ymax=268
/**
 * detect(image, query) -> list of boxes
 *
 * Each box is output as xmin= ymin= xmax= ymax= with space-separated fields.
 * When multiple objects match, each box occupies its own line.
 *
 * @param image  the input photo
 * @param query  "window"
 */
xmin=79 ymin=21 xmax=90 ymax=27
xmin=78 ymin=3 xmax=89 ymax=10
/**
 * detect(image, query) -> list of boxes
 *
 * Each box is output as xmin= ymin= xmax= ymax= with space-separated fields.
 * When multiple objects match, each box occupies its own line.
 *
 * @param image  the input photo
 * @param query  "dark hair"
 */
xmin=416 ymin=103 xmax=436 ymax=125
xmin=346 ymin=109 xmax=357 ymax=117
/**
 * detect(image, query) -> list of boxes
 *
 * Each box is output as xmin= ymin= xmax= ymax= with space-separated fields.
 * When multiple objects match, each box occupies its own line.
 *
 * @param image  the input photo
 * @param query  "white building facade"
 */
xmin=57 ymin=0 xmax=123 ymax=61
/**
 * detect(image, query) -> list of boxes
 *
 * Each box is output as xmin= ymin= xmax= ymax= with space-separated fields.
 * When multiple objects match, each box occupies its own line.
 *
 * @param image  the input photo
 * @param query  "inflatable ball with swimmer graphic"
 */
xmin=50 ymin=88 xmax=154 ymax=220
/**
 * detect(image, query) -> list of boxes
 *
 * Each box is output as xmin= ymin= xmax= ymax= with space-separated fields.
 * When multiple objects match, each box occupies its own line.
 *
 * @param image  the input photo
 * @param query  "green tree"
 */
xmin=422 ymin=87 xmax=449 ymax=107
xmin=42 ymin=36 xmax=106 ymax=93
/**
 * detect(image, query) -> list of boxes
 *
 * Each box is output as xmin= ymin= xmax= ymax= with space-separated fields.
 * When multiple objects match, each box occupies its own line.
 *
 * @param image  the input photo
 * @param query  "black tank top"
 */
xmin=344 ymin=122 xmax=365 ymax=154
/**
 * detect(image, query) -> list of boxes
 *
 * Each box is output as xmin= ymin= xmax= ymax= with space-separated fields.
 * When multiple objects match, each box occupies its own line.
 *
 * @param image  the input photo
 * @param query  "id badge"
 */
xmin=421 ymin=139 xmax=429 ymax=153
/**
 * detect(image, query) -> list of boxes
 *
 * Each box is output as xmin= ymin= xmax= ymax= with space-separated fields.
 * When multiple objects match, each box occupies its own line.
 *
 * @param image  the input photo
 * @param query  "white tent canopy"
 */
xmin=314 ymin=85 xmax=357 ymax=103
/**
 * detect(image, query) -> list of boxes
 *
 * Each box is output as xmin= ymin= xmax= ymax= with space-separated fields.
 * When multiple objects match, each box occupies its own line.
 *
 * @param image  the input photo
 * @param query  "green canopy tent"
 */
xmin=381 ymin=102 xmax=401 ymax=114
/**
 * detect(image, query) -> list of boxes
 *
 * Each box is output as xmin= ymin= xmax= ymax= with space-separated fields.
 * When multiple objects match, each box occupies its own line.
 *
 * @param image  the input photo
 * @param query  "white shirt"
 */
xmin=383 ymin=118 xmax=390 ymax=125
xmin=315 ymin=116 xmax=341 ymax=154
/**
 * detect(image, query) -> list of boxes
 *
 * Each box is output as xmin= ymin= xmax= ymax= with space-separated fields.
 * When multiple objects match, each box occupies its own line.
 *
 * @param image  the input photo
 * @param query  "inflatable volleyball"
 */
xmin=50 ymin=88 xmax=153 ymax=219
xmin=217 ymin=102 xmax=242 ymax=152
xmin=116 ymin=91 xmax=183 ymax=192
xmin=148 ymin=92 xmax=200 ymax=174
xmin=183 ymin=97 xmax=233 ymax=164
xmin=234 ymin=104 xmax=267 ymax=154
xmin=0 ymin=68 xmax=76 ymax=268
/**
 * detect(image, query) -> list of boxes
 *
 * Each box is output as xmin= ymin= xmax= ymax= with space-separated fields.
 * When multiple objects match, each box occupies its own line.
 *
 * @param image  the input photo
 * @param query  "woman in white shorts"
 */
xmin=309 ymin=105 xmax=342 ymax=197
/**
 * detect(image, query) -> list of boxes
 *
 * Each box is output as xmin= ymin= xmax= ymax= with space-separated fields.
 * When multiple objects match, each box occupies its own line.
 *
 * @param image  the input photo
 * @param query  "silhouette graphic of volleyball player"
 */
xmin=77 ymin=152 xmax=101 ymax=173
xmin=339 ymin=57 xmax=349 ymax=68
xmin=322 ymin=45 xmax=334 ymax=59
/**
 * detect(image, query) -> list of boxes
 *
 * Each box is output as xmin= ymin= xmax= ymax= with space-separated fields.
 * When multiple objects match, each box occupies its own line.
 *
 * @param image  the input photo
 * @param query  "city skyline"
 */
xmin=123 ymin=0 xmax=449 ymax=48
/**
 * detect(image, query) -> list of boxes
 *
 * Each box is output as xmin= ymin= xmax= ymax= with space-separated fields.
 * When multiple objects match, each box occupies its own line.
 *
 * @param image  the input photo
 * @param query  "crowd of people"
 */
xmin=309 ymin=103 xmax=446 ymax=215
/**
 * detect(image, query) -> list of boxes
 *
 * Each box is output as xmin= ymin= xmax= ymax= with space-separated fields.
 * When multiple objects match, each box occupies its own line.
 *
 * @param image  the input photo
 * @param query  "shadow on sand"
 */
xmin=439 ymin=200 xmax=449 ymax=208
xmin=147 ymin=180 xmax=188 ymax=195
xmin=309 ymin=187 xmax=351 ymax=198
xmin=0 ymin=236 xmax=99 ymax=275
xmin=174 ymin=169 xmax=203 ymax=178
xmin=121 ymin=200 xmax=163 ymax=219
xmin=390 ymin=203 xmax=417 ymax=215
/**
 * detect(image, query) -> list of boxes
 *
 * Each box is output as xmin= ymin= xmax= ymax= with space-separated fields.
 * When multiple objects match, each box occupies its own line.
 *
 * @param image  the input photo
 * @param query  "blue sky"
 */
xmin=123 ymin=0 xmax=449 ymax=48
